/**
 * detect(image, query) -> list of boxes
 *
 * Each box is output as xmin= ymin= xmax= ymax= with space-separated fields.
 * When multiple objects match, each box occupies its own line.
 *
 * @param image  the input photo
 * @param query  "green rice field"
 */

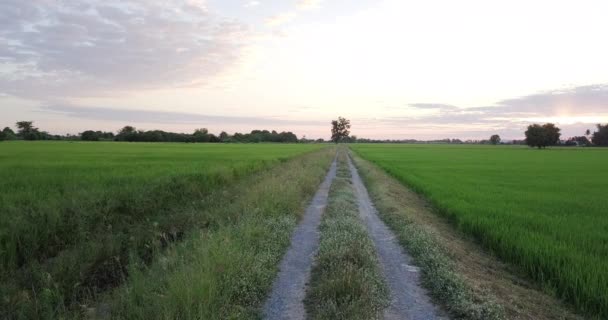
xmin=351 ymin=144 xmax=608 ymax=318
xmin=0 ymin=141 xmax=327 ymax=318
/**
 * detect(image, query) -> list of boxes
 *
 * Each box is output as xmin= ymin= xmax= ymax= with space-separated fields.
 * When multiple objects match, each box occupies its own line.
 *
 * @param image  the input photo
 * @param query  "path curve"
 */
xmin=347 ymin=155 xmax=447 ymax=320
xmin=263 ymin=156 xmax=337 ymax=320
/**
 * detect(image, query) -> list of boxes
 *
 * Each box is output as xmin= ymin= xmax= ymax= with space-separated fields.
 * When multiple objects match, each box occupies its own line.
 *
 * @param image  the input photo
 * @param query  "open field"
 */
xmin=0 ymin=141 xmax=328 ymax=318
xmin=351 ymin=144 xmax=608 ymax=318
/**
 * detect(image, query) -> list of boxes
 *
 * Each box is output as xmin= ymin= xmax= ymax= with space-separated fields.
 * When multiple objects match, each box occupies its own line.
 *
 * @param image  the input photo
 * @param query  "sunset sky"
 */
xmin=1 ymin=0 xmax=608 ymax=140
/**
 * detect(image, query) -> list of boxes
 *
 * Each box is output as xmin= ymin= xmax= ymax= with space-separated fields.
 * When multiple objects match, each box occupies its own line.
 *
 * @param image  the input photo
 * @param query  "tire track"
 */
xmin=347 ymin=154 xmax=447 ymax=320
xmin=263 ymin=156 xmax=337 ymax=320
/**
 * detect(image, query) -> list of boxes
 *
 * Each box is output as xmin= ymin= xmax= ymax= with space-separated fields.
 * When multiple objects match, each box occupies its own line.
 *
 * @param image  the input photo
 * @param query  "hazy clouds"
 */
xmin=41 ymin=104 xmax=326 ymax=127
xmin=0 ymin=0 xmax=251 ymax=98
xmin=362 ymin=85 xmax=608 ymax=138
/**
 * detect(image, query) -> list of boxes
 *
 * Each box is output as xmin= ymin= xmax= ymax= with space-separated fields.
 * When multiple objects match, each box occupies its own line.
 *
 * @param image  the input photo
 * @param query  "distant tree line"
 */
xmin=523 ymin=123 xmax=608 ymax=148
xmin=0 ymin=121 xmax=305 ymax=143
xmin=109 ymin=126 xmax=299 ymax=143
xmin=0 ymin=121 xmax=64 ymax=141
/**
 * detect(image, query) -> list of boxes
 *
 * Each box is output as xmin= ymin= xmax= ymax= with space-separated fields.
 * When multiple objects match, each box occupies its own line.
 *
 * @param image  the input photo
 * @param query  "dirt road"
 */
xmin=347 ymin=155 xmax=447 ymax=320
xmin=263 ymin=157 xmax=337 ymax=320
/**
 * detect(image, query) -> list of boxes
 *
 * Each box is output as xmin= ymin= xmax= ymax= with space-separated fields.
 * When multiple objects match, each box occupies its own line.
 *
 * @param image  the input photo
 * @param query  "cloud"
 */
xmin=264 ymin=0 xmax=322 ymax=28
xmin=0 ymin=0 xmax=252 ymax=99
xmin=408 ymin=103 xmax=459 ymax=111
xmin=244 ymin=1 xmax=260 ymax=8
xmin=265 ymin=12 xmax=297 ymax=27
xmin=491 ymin=84 xmax=608 ymax=116
xmin=375 ymin=84 xmax=608 ymax=138
xmin=296 ymin=0 xmax=322 ymax=10
xmin=39 ymin=104 xmax=326 ymax=127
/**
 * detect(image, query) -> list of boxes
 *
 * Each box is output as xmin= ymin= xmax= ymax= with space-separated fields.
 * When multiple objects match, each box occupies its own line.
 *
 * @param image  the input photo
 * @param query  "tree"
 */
xmin=16 ymin=121 xmax=35 ymax=139
xmin=543 ymin=123 xmax=561 ymax=146
xmin=525 ymin=123 xmax=561 ymax=149
xmin=15 ymin=121 xmax=45 ymax=140
xmin=1 ymin=127 xmax=15 ymax=141
xmin=115 ymin=126 xmax=138 ymax=141
xmin=3 ymin=127 xmax=15 ymax=137
xmin=193 ymin=128 xmax=211 ymax=142
xmin=592 ymin=124 xmax=608 ymax=146
xmin=81 ymin=130 xmax=101 ymax=141
xmin=219 ymin=131 xmax=229 ymax=142
xmin=525 ymin=124 xmax=545 ymax=148
xmin=331 ymin=117 xmax=351 ymax=143
xmin=490 ymin=134 xmax=501 ymax=145
xmin=16 ymin=121 xmax=34 ymax=134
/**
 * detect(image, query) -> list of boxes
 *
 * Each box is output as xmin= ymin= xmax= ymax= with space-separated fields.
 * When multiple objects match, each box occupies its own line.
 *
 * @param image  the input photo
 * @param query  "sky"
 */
xmin=1 ymin=0 xmax=608 ymax=140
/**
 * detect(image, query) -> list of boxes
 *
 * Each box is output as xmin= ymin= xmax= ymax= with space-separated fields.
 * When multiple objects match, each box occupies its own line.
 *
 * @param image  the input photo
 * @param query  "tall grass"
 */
xmin=352 ymin=144 xmax=608 ymax=318
xmin=108 ymin=147 xmax=336 ymax=319
xmin=0 ymin=141 xmax=325 ymax=319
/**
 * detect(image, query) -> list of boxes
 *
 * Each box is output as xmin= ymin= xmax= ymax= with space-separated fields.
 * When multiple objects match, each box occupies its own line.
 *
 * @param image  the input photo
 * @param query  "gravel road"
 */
xmin=263 ymin=156 xmax=337 ymax=320
xmin=347 ymin=155 xmax=447 ymax=320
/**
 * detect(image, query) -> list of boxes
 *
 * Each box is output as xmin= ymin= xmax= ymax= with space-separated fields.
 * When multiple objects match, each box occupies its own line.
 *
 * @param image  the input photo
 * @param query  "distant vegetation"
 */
xmin=0 ymin=121 xmax=305 ymax=143
xmin=2 ymin=120 xmax=608 ymax=147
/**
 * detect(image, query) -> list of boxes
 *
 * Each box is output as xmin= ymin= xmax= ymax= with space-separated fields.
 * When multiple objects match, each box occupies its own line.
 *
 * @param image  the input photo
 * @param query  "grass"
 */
xmin=0 ymin=141 xmax=327 ymax=319
xmin=351 ymin=152 xmax=504 ymax=320
xmin=108 ymin=146 xmax=335 ymax=319
xmin=351 ymin=144 xmax=608 ymax=318
xmin=305 ymin=151 xmax=389 ymax=320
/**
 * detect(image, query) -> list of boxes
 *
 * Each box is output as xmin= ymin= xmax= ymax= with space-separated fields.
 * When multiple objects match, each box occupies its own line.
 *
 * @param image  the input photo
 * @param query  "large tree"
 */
xmin=16 ymin=121 xmax=34 ymax=134
xmin=490 ymin=134 xmax=501 ymax=145
xmin=331 ymin=117 xmax=351 ymax=143
xmin=592 ymin=124 xmax=608 ymax=146
xmin=525 ymin=123 xmax=561 ymax=149
xmin=16 ymin=121 xmax=43 ymax=140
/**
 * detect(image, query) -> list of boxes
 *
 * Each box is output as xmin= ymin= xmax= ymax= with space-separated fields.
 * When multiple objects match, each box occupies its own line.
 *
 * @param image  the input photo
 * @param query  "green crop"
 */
xmin=0 ymin=141 xmax=325 ymax=318
xmin=352 ymin=144 xmax=608 ymax=319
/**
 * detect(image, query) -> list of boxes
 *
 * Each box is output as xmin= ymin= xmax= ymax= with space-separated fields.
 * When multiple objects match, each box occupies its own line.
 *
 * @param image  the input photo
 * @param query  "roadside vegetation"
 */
xmin=352 ymin=144 xmax=608 ymax=319
xmin=107 ymin=146 xmax=335 ymax=319
xmin=305 ymin=151 xmax=389 ymax=320
xmin=0 ymin=141 xmax=328 ymax=319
